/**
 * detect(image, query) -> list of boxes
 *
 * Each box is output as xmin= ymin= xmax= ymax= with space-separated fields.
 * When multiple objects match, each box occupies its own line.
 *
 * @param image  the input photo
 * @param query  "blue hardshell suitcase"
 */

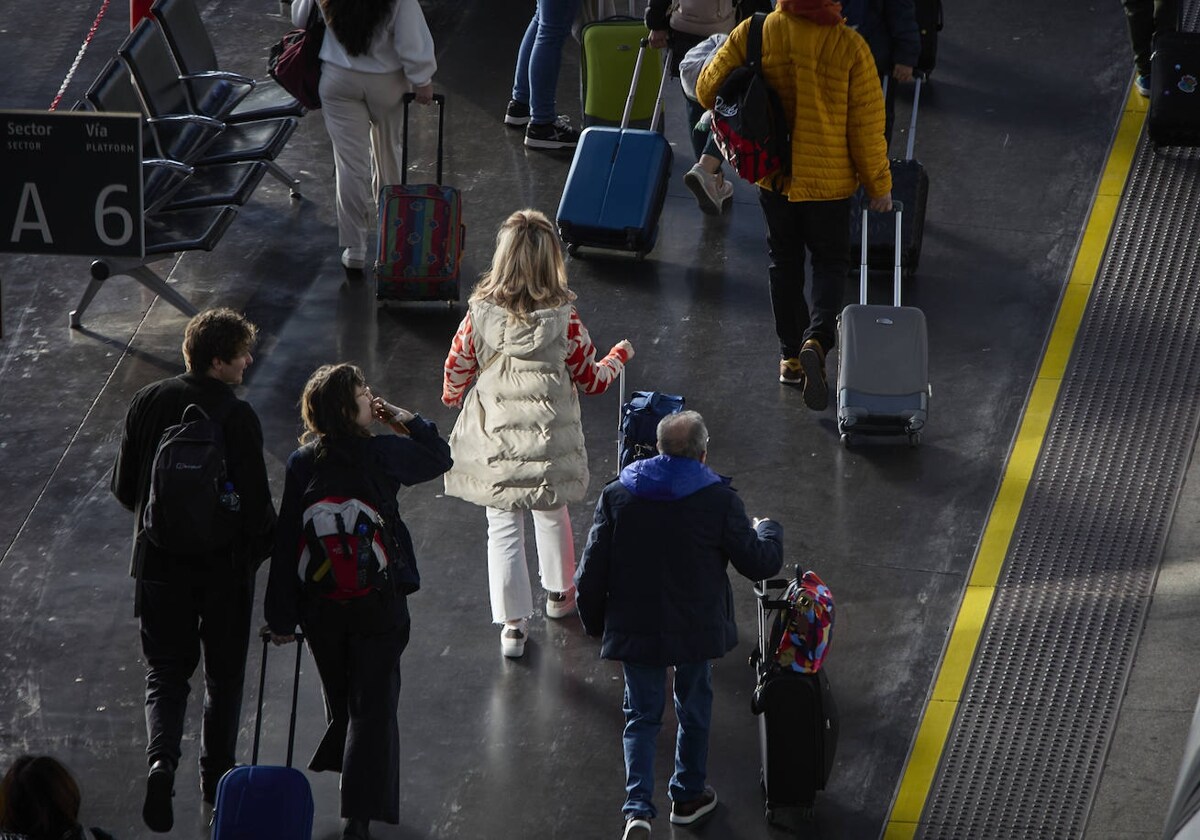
xmin=212 ymin=631 xmax=314 ymax=840
xmin=837 ymin=205 xmax=930 ymax=447
xmin=557 ymin=40 xmax=672 ymax=259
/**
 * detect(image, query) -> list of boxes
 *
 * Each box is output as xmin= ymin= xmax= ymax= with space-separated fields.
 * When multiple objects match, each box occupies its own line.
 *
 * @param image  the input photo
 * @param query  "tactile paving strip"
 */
xmin=917 ymin=18 xmax=1200 ymax=840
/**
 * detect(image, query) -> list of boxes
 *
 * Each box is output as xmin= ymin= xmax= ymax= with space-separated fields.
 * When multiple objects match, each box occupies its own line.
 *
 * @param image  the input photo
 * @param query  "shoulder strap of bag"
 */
xmin=748 ymin=11 xmax=766 ymax=69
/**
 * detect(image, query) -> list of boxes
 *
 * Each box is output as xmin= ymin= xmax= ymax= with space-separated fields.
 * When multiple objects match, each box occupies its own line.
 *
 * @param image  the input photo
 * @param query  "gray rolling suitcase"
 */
xmin=836 ymin=204 xmax=930 ymax=447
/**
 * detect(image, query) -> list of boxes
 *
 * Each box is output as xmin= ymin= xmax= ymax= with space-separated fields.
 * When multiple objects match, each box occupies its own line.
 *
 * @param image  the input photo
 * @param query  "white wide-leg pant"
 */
xmin=485 ymin=505 xmax=575 ymax=623
xmin=318 ymin=64 xmax=409 ymax=252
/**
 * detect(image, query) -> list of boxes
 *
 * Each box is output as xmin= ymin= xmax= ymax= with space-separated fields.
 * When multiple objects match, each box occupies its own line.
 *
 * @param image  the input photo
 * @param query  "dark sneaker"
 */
xmin=504 ymin=99 xmax=530 ymax=127
xmin=199 ymin=768 xmax=227 ymax=806
xmin=142 ymin=760 xmax=175 ymax=833
xmin=546 ymin=588 xmax=576 ymax=619
xmin=798 ymin=339 xmax=829 ymax=411
xmin=525 ymin=116 xmax=580 ymax=150
xmin=623 ymin=817 xmax=652 ymax=839
xmin=670 ymin=786 xmax=718 ymax=825
xmin=1135 ymin=73 xmax=1150 ymax=97
xmin=779 ymin=356 xmax=803 ymax=386
xmin=343 ymin=817 xmax=371 ymax=839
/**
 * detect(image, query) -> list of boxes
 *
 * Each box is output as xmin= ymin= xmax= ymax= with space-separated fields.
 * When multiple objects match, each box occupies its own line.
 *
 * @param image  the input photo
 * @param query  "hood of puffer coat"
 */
xmin=471 ymin=300 xmax=571 ymax=359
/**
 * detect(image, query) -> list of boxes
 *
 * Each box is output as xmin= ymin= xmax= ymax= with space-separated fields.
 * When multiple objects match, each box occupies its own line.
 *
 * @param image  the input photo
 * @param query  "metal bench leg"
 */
xmin=266 ymin=160 xmax=302 ymax=198
xmin=128 ymin=265 xmax=199 ymax=319
xmin=69 ymin=264 xmax=109 ymax=329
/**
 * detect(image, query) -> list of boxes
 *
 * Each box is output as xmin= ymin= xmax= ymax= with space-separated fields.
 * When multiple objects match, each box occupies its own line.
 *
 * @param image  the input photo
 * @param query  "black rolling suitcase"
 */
xmin=1148 ymin=29 xmax=1200 ymax=148
xmin=849 ymin=76 xmax=929 ymax=279
xmin=837 ymin=204 xmax=930 ymax=447
xmin=750 ymin=570 xmax=838 ymax=824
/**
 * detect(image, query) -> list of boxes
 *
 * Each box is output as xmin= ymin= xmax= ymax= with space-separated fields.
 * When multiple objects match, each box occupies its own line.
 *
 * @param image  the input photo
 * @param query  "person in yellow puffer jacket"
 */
xmin=696 ymin=0 xmax=892 ymax=413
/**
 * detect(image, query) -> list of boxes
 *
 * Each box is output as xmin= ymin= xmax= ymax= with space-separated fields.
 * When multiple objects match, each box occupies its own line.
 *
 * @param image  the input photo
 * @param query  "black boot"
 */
xmin=142 ymin=759 xmax=175 ymax=833
xmin=343 ymin=817 xmax=370 ymax=839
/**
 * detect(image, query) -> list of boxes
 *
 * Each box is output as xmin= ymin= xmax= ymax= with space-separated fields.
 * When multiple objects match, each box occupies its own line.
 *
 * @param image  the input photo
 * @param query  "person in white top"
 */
xmin=292 ymin=0 xmax=437 ymax=271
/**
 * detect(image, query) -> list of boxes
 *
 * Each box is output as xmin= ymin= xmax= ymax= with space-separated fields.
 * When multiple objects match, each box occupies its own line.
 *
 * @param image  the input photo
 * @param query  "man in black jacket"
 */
xmin=110 ymin=308 xmax=276 ymax=832
xmin=575 ymin=410 xmax=783 ymax=840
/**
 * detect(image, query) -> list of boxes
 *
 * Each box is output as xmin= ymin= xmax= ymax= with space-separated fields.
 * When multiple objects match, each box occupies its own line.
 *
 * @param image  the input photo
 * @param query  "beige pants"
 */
xmin=318 ymin=63 xmax=410 ymax=251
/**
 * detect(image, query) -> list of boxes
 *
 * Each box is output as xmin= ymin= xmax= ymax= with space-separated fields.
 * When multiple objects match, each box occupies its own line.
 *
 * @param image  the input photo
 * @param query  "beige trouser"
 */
xmin=318 ymin=63 xmax=410 ymax=252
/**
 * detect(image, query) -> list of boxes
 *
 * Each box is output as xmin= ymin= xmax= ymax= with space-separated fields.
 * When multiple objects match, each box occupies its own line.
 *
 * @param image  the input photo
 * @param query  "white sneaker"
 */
xmin=683 ymin=164 xmax=730 ymax=216
xmin=500 ymin=619 xmax=528 ymax=658
xmin=545 ymin=588 xmax=576 ymax=619
xmin=341 ymin=247 xmax=365 ymax=270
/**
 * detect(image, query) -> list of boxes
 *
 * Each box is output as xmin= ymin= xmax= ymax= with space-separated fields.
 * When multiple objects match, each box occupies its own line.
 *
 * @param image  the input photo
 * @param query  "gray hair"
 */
xmin=657 ymin=410 xmax=708 ymax=460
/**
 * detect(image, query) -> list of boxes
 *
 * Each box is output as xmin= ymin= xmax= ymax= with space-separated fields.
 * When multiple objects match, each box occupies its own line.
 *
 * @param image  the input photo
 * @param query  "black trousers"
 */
xmin=302 ymin=587 xmax=411 ymax=823
xmin=139 ymin=563 xmax=254 ymax=785
xmin=757 ymin=190 xmax=852 ymax=358
xmin=1122 ymin=0 xmax=1178 ymax=75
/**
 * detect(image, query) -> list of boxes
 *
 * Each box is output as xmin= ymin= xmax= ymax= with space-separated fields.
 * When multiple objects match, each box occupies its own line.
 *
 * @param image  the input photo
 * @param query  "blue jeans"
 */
xmin=621 ymin=661 xmax=713 ymax=820
xmin=511 ymin=0 xmax=576 ymax=124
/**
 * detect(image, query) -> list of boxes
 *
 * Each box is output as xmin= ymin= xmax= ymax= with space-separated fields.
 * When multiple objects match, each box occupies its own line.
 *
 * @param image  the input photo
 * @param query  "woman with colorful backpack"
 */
xmin=265 ymin=363 xmax=451 ymax=840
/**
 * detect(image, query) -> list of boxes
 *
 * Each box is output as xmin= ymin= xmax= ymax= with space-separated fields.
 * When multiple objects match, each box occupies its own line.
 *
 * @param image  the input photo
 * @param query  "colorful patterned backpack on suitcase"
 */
xmin=375 ymin=93 xmax=464 ymax=303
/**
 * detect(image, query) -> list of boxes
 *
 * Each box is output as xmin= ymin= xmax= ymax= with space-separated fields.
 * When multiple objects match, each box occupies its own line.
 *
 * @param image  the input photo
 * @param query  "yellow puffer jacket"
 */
xmin=695 ymin=10 xmax=891 ymax=202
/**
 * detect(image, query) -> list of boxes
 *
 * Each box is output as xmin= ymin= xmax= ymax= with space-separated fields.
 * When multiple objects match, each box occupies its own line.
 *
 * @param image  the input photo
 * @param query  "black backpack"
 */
xmin=142 ymin=402 xmax=240 ymax=555
xmin=710 ymin=12 xmax=791 ymax=190
xmin=618 ymin=391 xmax=686 ymax=469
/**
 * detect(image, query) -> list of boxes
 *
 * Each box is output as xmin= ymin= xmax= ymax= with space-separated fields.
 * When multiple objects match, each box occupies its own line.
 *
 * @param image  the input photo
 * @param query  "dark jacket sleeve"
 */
xmin=574 ymin=489 xmax=615 ymax=637
xmin=383 ymin=415 xmax=453 ymax=484
xmin=264 ymin=451 xmax=305 ymax=635
xmin=884 ymin=0 xmax=921 ymax=69
xmin=111 ymin=390 xmax=148 ymax=512
xmin=721 ymin=491 xmax=784 ymax=583
xmin=645 ymin=0 xmax=672 ymax=31
xmin=225 ymin=402 xmax=277 ymax=565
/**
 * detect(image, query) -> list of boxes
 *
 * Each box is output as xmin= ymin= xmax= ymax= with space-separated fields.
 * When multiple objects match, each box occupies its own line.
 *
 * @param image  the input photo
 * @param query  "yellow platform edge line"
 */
xmin=881 ymin=81 xmax=1146 ymax=838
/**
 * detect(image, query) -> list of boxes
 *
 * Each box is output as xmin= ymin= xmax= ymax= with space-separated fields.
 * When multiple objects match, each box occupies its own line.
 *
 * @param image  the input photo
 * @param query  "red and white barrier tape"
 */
xmin=48 ymin=0 xmax=113 ymax=111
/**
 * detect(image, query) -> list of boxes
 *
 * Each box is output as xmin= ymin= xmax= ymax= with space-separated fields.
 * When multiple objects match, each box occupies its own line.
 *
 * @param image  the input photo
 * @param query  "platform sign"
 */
xmin=0 ymin=110 xmax=144 ymax=258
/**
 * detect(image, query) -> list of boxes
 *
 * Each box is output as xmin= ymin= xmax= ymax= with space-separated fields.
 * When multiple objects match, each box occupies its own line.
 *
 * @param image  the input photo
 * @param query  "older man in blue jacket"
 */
xmin=575 ymin=410 xmax=783 ymax=840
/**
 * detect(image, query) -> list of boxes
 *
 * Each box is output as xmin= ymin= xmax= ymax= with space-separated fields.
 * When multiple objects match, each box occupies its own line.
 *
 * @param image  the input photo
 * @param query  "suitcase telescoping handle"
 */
xmin=401 ymin=92 xmax=447 ymax=186
xmin=859 ymin=201 xmax=905 ymax=308
xmin=617 ymin=367 xmax=626 ymax=465
xmin=621 ymin=39 xmax=672 ymax=133
xmin=880 ymin=74 xmax=922 ymax=161
xmin=252 ymin=627 xmax=305 ymax=768
xmin=905 ymin=75 xmax=923 ymax=161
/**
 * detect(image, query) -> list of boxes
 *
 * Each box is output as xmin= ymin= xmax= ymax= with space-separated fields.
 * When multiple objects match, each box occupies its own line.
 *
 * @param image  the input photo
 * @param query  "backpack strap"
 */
xmin=748 ymin=11 xmax=766 ymax=69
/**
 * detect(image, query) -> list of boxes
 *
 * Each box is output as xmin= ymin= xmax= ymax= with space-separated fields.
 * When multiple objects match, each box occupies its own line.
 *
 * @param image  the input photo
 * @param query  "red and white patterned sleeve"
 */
xmin=565 ymin=308 xmax=630 ymax=395
xmin=442 ymin=312 xmax=477 ymax=408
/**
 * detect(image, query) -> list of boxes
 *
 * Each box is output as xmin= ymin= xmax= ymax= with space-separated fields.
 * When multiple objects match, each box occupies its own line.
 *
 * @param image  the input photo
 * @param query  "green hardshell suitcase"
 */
xmin=580 ymin=13 xmax=663 ymax=129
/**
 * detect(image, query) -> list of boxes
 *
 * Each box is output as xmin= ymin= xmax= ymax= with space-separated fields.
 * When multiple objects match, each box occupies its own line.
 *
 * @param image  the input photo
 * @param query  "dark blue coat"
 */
xmin=843 ymin=0 xmax=921 ymax=75
xmin=575 ymin=455 xmax=783 ymax=666
xmin=265 ymin=418 xmax=452 ymax=635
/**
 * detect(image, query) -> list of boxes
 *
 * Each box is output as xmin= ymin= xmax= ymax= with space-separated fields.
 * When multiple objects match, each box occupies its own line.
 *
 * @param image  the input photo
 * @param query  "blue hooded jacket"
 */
xmin=575 ymin=455 xmax=784 ymax=665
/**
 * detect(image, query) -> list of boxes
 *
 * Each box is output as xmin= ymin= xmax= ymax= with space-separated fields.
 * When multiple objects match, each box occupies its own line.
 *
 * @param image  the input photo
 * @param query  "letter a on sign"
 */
xmin=10 ymin=183 xmax=53 ymax=244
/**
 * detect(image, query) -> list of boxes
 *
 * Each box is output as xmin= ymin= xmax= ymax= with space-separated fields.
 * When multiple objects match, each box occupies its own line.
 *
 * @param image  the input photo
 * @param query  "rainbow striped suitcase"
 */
xmin=375 ymin=94 xmax=463 ymax=302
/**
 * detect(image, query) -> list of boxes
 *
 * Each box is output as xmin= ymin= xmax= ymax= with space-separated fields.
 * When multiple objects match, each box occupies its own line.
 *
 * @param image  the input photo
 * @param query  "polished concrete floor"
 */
xmin=2 ymin=0 xmax=1198 ymax=838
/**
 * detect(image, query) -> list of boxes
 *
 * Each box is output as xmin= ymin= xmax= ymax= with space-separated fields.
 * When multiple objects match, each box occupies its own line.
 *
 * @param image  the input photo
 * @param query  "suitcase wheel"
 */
xmin=567 ymin=244 xmax=580 ymax=257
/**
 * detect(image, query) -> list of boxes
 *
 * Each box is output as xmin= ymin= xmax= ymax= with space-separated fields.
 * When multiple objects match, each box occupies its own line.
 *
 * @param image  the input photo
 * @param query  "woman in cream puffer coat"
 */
xmin=442 ymin=209 xmax=633 ymax=658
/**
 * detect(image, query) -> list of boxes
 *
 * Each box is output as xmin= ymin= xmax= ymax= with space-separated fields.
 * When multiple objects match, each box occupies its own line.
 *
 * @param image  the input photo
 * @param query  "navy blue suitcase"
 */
xmin=212 ymin=630 xmax=314 ymax=840
xmin=557 ymin=40 xmax=672 ymax=259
